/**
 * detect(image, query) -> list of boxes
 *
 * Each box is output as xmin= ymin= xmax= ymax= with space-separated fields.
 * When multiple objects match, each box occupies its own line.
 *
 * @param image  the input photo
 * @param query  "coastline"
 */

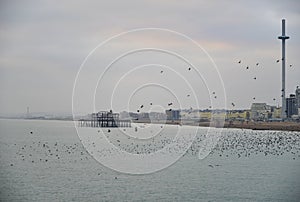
xmin=1 ymin=118 xmax=299 ymax=132
xmin=133 ymin=120 xmax=300 ymax=132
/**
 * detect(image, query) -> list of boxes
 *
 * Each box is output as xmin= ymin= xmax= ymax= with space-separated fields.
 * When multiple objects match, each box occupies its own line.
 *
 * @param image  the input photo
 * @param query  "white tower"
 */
xmin=278 ymin=19 xmax=289 ymax=119
xmin=26 ymin=106 xmax=30 ymax=118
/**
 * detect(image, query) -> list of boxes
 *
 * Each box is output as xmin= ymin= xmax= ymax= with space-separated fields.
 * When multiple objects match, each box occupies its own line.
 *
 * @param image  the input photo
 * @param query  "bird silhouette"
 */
xmin=238 ymin=60 xmax=241 ymax=64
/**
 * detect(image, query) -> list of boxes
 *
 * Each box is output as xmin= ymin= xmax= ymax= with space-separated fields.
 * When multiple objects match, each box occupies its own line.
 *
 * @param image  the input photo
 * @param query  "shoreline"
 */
xmin=1 ymin=118 xmax=299 ymax=132
xmin=133 ymin=120 xmax=300 ymax=132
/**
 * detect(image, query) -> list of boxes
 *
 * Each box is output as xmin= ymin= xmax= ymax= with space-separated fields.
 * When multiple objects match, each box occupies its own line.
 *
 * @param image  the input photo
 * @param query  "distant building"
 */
xmin=138 ymin=112 xmax=150 ymax=120
xmin=26 ymin=107 xmax=30 ymax=119
xmin=119 ymin=111 xmax=130 ymax=120
xmin=180 ymin=109 xmax=201 ymax=120
xmin=295 ymin=88 xmax=300 ymax=114
xmin=226 ymin=110 xmax=250 ymax=120
xmin=250 ymin=103 xmax=271 ymax=120
xmin=271 ymin=106 xmax=281 ymax=119
xmin=166 ymin=110 xmax=180 ymax=121
xmin=129 ymin=112 xmax=138 ymax=120
xmin=149 ymin=112 xmax=167 ymax=120
xmin=286 ymin=94 xmax=297 ymax=118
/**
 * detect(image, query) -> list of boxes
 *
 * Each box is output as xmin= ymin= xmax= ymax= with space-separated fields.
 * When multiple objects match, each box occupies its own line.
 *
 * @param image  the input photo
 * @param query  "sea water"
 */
xmin=0 ymin=119 xmax=299 ymax=201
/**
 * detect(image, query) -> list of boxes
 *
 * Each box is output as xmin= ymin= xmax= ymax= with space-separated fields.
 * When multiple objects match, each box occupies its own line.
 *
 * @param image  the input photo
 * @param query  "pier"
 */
xmin=78 ymin=110 xmax=131 ymax=128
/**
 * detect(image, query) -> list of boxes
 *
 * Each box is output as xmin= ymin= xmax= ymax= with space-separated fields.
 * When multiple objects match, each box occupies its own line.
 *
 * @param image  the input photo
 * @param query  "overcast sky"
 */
xmin=0 ymin=0 xmax=299 ymax=115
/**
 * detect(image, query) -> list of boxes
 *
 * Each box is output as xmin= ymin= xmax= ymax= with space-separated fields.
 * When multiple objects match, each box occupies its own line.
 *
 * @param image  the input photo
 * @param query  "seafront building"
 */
xmin=226 ymin=110 xmax=250 ymax=120
xmin=250 ymin=103 xmax=284 ymax=121
xmin=149 ymin=112 xmax=167 ymax=120
xmin=250 ymin=103 xmax=271 ymax=121
xmin=295 ymin=88 xmax=300 ymax=115
xmin=286 ymin=94 xmax=297 ymax=118
xmin=166 ymin=110 xmax=180 ymax=121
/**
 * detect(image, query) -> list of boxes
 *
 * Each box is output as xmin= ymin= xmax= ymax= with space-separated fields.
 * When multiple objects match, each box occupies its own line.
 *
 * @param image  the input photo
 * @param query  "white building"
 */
xmin=250 ymin=103 xmax=271 ymax=120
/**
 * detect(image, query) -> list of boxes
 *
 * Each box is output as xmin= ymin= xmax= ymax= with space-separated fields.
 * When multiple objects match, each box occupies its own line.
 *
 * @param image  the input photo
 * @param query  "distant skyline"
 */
xmin=0 ymin=0 xmax=299 ymax=115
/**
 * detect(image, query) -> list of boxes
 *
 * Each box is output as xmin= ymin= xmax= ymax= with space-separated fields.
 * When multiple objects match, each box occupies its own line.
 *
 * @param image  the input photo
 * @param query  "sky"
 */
xmin=0 ymin=0 xmax=299 ymax=115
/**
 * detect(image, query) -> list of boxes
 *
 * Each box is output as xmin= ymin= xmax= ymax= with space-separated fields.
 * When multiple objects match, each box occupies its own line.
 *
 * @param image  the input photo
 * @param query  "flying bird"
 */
xmin=168 ymin=103 xmax=173 ymax=106
xmin=256 ymin=63 xmax=259 ymax=66
xmin=238 ymin=60 xmax=241 ymax=64
xmin=276 ymin=59 xmax=280 ymax=63
xmin=246 ymin=66 xmax=249 ymax=70
xmin=188 ymin=67 xmax=191 ymax=71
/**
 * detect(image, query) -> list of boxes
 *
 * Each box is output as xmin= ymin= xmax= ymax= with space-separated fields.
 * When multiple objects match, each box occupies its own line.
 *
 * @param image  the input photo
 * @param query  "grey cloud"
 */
xmin=0 ymin=0 xmax=299 ymax=114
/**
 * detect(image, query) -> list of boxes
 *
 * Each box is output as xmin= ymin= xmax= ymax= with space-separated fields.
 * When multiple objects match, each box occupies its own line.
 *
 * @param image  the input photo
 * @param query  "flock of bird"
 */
xmin=4 ymin=127 xmax=299 ymax=170
xmin=2 ymin=59 xmax=298 ymax=172
xmin=237 ymin=58 xmax=294 ymax=103
xmin=10 ymin=141 xmax=90 ymax=165
xmin=105 ymin=128 xmax=300 ymax=160
xmin=133 ymin=57 xmax=295 ymax=114
xmin=136 ymin=66 xmax=193 ymax=114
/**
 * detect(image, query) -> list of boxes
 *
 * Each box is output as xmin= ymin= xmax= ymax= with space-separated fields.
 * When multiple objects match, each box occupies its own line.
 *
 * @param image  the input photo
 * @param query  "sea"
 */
xmin=0 ymin=119 xmax=299 ymax=202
